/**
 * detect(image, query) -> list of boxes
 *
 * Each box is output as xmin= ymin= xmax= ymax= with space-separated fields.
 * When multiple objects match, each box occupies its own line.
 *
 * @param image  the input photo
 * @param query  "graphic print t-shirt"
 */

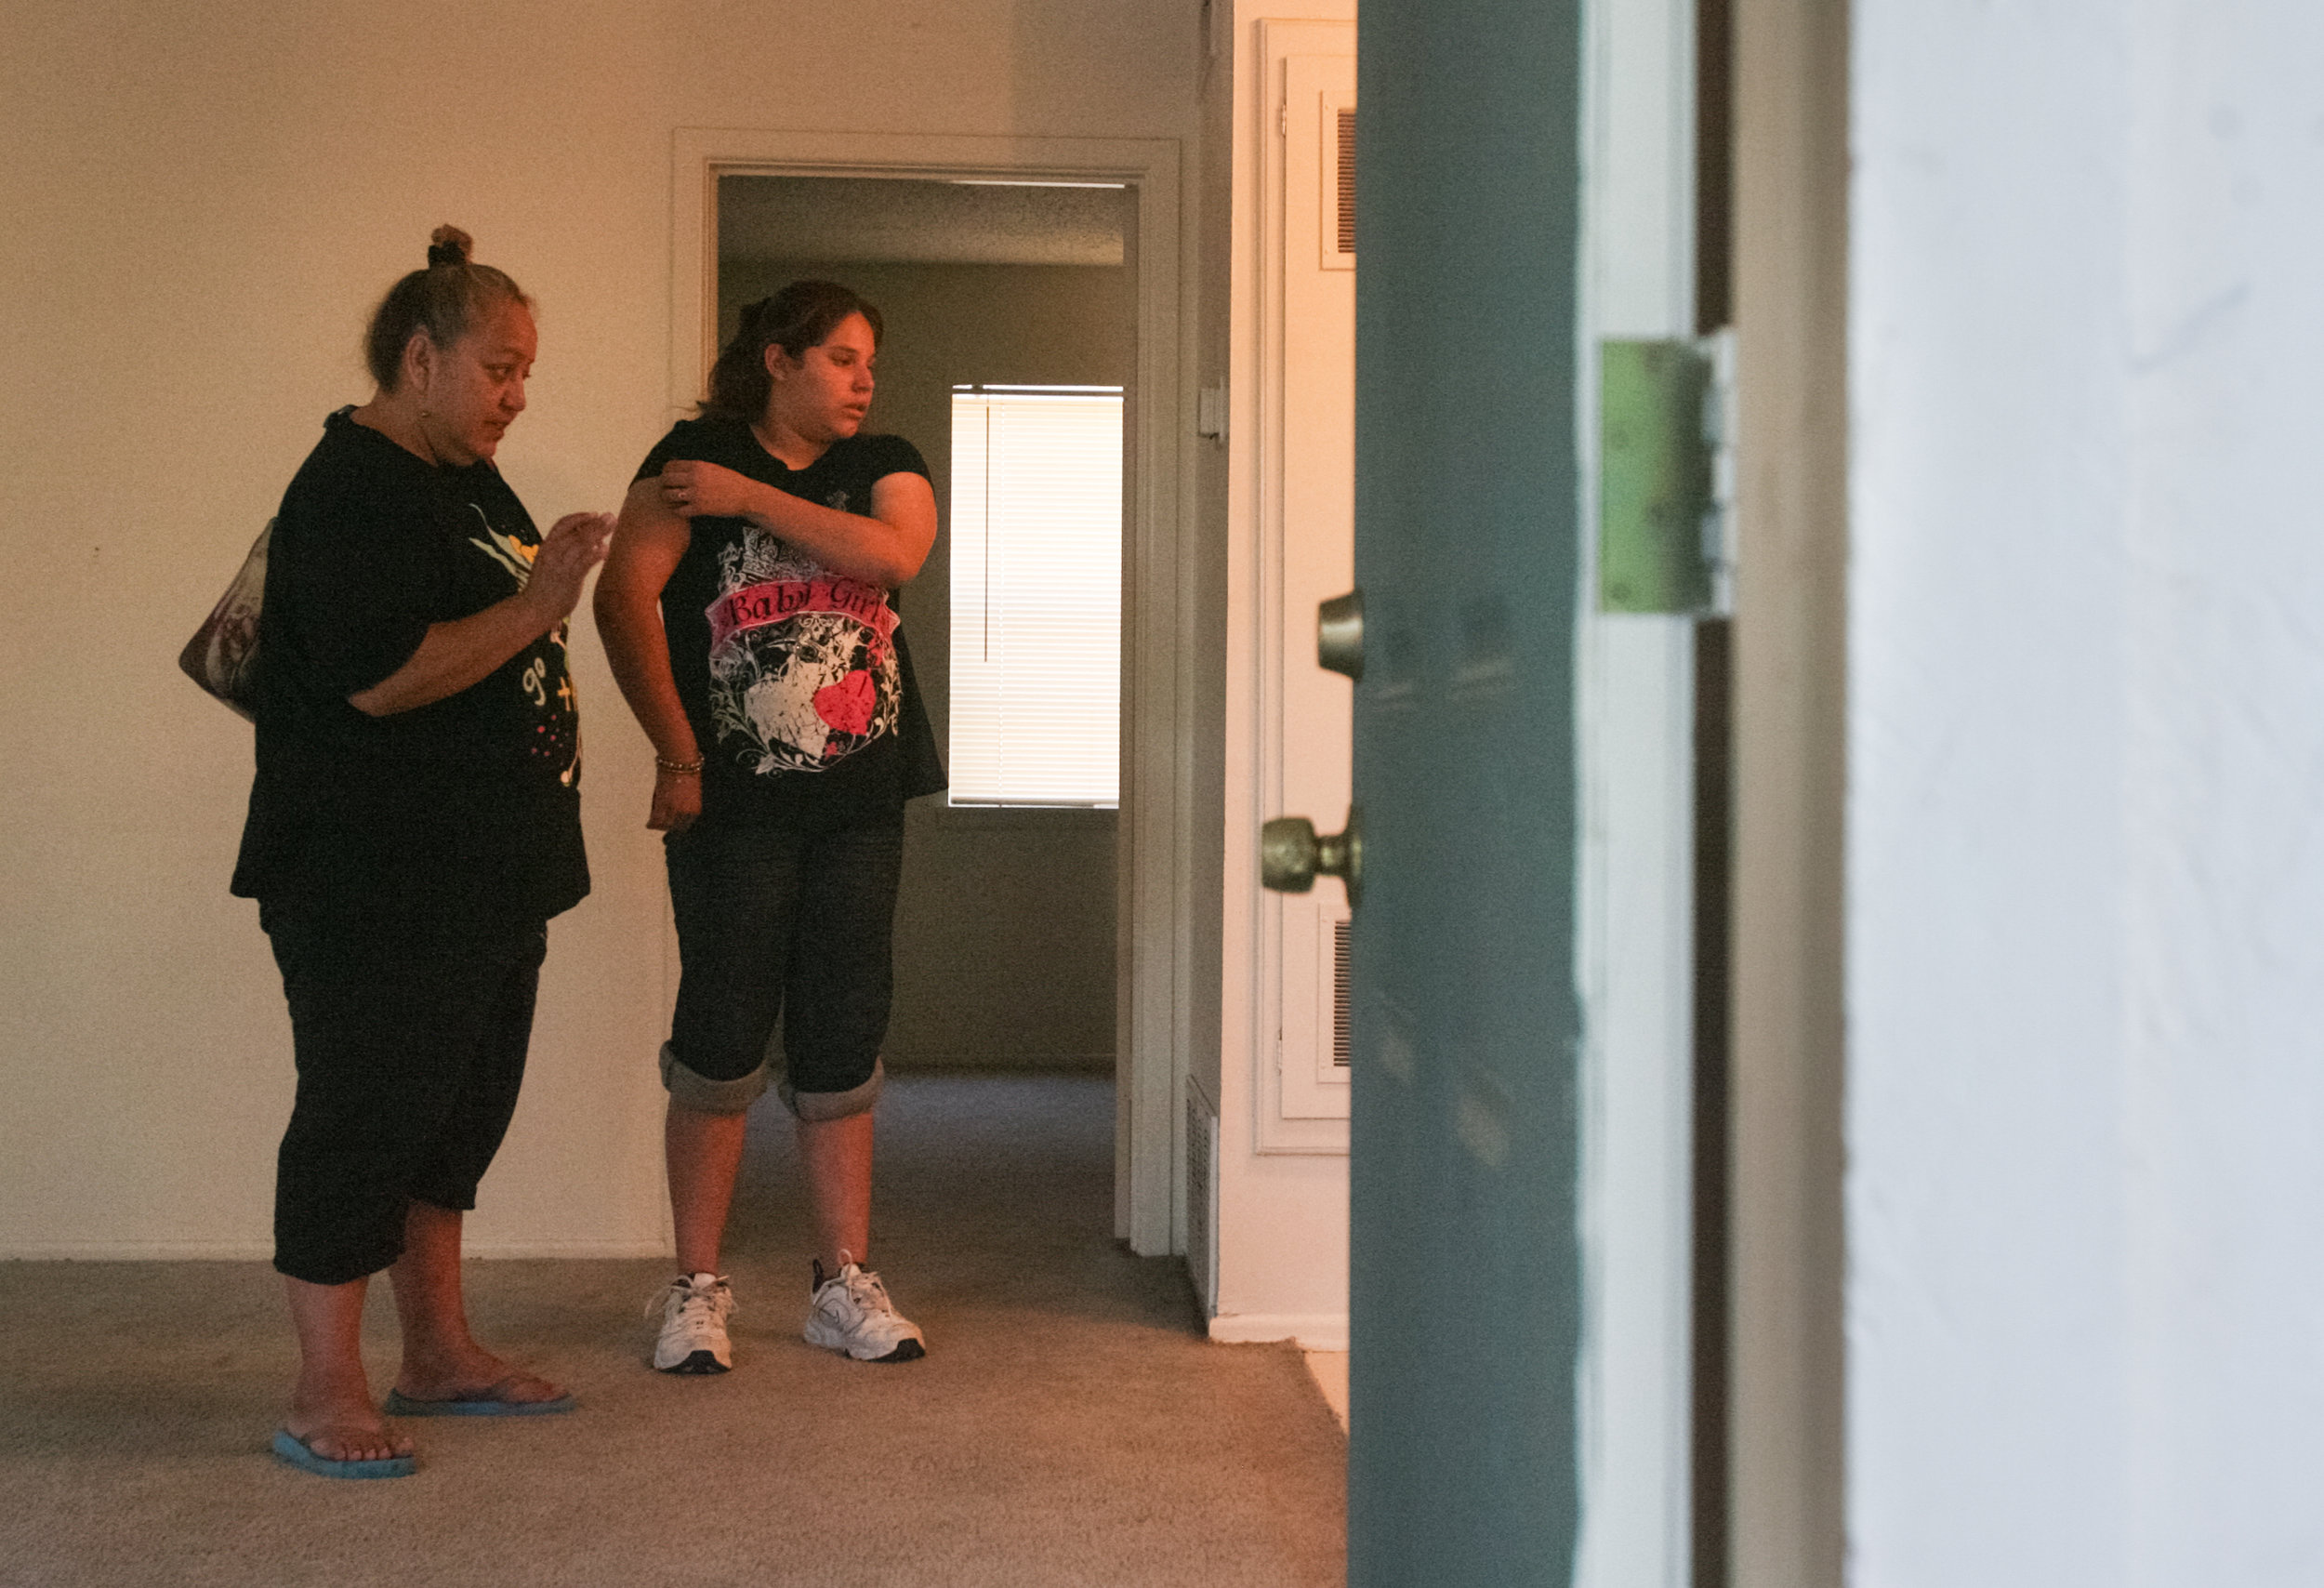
xmin=636 ymin=417 xmax=944 ymax=823
xmin=231 ymin=407 xmax=588 ymax=926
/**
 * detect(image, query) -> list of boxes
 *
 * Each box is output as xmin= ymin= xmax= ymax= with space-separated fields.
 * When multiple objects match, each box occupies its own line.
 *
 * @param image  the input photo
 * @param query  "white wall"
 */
xmin=1849 ymin=4 xmax=2324 ymax=1581
xmin=0 ymin=0 xmax=1201 ymax=1258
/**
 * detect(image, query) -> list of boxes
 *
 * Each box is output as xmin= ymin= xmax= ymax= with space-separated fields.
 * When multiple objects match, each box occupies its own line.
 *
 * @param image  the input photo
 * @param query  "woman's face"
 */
xmin=417 ymin=298 xmax=536 ymax=466
xmin=764 ymin=311 xmax=876 ymax=442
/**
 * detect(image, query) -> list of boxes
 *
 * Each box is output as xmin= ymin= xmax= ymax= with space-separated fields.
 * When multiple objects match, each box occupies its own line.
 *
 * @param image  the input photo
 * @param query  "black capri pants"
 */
xmin=659 ymin=809 xmax=904 ymax=1121
xmin=265 ymin=906 xmax=547 ymax=1286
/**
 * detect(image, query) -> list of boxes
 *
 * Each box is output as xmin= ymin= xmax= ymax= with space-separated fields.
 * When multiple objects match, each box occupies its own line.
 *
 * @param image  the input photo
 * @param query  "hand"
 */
xmin=521 ymin=511 xmax=616 ymax=625
xmin=649 ymin=766 xmax=702 ymax=833
xmin=656 ymin=460 xmax=762 ymax=521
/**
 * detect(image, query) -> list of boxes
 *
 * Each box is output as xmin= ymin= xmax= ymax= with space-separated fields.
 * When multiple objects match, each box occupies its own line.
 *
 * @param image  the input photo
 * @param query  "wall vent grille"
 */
xmin=1335 ymin=108 xmax=1357 ymax=257
xmin=1184 ymin=1090 xmax=1219 ymax=1313
xmin=1332 ymin=919 xmax=1353 ymax=1066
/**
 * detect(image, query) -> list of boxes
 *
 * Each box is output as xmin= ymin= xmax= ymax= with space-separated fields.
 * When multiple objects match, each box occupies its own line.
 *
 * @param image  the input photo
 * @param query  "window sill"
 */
xmin=914 ymin=800 xmax=1119 ymax=833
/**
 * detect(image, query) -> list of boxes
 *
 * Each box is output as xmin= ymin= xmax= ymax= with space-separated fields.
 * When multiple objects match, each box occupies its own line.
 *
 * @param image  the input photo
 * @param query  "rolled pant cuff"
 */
xmin=659 ymin=1042 xmax=771 ymax=1115
xmin=778 ymin=1058 xmax=884 ymax=1122
xmin=272 ymin=1242 xmax=403 ymax=1289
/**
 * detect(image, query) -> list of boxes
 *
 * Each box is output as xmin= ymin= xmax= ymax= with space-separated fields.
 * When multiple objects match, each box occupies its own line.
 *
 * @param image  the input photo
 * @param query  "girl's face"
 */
xmin=763 ymin=311 xmax=877 ymax=443
xmin=416 ymin=298 xmax=535 ymax=465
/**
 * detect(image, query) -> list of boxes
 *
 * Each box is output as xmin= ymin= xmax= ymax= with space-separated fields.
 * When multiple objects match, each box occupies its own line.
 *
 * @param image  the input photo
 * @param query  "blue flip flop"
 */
xmin=382 ymin=1378 xmax=576 ymax=1418
xmin=271 ymin=1427 xmax=416 ymax=1480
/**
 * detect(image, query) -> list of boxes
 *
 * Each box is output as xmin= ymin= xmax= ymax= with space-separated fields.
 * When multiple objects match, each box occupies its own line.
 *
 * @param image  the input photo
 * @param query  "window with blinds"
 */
xmin=946 ymin=385 xmax=1124 ymax=807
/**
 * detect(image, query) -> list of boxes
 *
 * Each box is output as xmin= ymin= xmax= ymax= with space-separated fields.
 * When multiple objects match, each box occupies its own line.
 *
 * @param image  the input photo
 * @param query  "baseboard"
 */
xmin=0 ymin=1240 xmax=672 ymax=1262
xmin=1208 ymin=1312 xmax=1350 ymax=1351
xmin=459 ymin=1241 xmax=676 ymax=1260
xmin=0 ymin=1242 xmax=275 ymax=1262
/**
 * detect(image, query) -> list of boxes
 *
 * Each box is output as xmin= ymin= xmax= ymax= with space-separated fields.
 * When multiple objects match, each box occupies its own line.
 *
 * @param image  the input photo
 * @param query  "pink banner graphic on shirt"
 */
xmin=706 ymin=577 xmax=895 ymax=655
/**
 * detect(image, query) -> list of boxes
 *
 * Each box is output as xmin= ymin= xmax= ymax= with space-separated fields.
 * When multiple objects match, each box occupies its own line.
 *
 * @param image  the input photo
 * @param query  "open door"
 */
xmin=1340 ymin=0 xmax=1591 ymax=1574
xmin=1316 ymin=0 xmax=1705 ymax=1580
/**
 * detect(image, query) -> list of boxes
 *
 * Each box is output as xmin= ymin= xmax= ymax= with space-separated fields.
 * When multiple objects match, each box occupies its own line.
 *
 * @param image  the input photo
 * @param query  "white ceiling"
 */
xmin=719 ymin=177 xmax=1129 ymax=268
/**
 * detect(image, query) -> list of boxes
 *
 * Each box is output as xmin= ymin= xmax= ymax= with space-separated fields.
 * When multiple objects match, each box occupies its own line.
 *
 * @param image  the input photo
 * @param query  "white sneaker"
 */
xmin=651 ymin=1272 xmax=736 ymax=1373
xmin=804 ymin=1256 xmax=926 ymax=1363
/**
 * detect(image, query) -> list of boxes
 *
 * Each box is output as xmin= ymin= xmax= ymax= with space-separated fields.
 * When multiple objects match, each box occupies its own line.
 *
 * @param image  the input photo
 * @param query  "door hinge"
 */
xmin=1597 ymin=331 xmax=1736 ymax=615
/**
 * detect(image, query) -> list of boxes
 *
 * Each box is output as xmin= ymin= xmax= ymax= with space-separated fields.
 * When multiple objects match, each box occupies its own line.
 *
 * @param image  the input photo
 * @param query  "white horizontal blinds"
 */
xmin=948 ymin=388 xmax=1124 ymax=806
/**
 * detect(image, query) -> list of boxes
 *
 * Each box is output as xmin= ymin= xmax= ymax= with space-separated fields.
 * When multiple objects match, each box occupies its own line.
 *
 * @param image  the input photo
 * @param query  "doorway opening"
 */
xmin=669 ymin=130 xmax=1181 ymax=1264
xmin=714 ymin=173 xmax=1134 ymax=1083
xmin=671 ymin=136 xmax=1193 ymax=1262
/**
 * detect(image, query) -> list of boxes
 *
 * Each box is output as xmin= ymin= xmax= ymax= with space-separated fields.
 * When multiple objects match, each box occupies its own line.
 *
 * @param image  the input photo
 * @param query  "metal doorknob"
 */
xmin=1261 ymin=806 xmax=1363 ymax=908
xmin=1318 ymin=589 xmax=1364 ymax=681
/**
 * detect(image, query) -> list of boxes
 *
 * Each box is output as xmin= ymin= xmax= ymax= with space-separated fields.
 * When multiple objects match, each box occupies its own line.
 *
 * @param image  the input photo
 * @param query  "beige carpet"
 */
xmin=0 ymin=1075 xmax=1346 ymax=1586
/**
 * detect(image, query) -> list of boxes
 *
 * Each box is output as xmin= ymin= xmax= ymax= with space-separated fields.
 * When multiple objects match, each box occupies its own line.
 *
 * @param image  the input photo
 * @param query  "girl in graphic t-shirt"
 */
xmin=595 ymin=282 xmax=943 ymax=1374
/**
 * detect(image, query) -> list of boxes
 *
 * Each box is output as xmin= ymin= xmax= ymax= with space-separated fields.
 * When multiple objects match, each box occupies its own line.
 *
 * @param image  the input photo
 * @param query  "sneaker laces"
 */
xmin=815 ymin=1251 xmax=887 ymax=1312
xmin=646 ymin=1274 xmax=736 ymax=1325
xmin=836 ymin=1264 xmax=898 ymax=1318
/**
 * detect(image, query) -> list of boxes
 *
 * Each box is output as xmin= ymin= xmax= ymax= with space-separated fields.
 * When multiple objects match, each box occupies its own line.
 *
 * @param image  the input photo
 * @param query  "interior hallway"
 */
xmin=0 ymin=1074 xmax=1346 ymax=1586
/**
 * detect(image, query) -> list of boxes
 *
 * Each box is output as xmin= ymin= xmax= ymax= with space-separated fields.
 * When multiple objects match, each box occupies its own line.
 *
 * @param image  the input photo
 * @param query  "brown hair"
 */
xmin=702 ymin=280 xmax=883 ymax=421
xmin=362 ymin=226 xmax=532 ymax=390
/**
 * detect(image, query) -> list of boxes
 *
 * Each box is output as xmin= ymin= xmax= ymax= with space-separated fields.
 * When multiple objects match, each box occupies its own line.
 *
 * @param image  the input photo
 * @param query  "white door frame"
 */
xmin=1575 ymin=0 xmax=1700 ymax=1581
xmin=667 ymin=128 xmax=1195 ymax=1256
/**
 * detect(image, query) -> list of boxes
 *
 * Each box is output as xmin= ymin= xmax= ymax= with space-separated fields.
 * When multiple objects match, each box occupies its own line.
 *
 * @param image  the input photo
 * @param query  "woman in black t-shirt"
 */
xmin=596 ymin=282 xmax=940 ymax=1374
xmin=234 ymin=229 xmax=613 ymax=1479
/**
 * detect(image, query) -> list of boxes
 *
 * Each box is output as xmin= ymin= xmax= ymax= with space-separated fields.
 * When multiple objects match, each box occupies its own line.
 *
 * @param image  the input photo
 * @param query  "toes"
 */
xmin=471 ymin=1362 xmax=565 ymax=1403
xmin=389 ymin=1366 xmax=568 ymax=1407
xmin=503 ymin=1371 xmax=567 ymax=1405
xmin=296 ymin=1416 xmax=415 ymax=1463
xmin=311 ymin=1429 xmax=397 ymax=1462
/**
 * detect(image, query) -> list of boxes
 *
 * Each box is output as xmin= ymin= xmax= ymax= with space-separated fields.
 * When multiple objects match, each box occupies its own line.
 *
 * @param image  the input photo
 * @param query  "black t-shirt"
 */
xmin=231 ymin=408 xmax=589 ymax=927
xmin=632 ymin=416 xmax=945 ymax=824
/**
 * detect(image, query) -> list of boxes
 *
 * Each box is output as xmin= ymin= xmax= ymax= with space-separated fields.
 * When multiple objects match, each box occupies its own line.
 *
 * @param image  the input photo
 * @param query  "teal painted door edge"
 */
xmin=1350 ymin=0 xmax=1587 ymax=1582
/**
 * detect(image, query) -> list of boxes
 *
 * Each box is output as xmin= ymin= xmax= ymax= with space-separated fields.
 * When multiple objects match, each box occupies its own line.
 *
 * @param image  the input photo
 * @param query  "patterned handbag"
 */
xmin=178 ymin=519 xmax=272 ymax=721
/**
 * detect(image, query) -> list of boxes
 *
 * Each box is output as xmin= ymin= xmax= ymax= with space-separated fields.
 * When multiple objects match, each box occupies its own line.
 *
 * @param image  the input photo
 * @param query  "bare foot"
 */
xmin=395 ymin=1348 xmax=567 ymax=1406
xmin=284 ymin=1394 xmax=414 ymax=1463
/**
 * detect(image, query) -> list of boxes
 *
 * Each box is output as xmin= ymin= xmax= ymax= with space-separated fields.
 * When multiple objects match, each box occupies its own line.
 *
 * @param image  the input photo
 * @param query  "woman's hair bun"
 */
xmin=426 ymin=225 xmax=475 ymax=269
xmin=365 ymin=229 xmax=529 ymax=391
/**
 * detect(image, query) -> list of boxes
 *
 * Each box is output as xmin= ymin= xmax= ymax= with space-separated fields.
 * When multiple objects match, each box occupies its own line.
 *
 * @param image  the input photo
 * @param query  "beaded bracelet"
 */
xmin=654 ymin=755 xmax=705 ymax=776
